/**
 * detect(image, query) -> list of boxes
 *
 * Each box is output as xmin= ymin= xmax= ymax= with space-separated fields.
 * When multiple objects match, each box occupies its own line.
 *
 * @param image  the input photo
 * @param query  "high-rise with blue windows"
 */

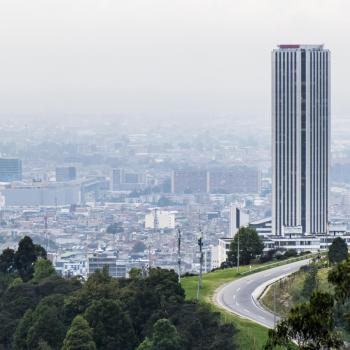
xmin=272 ymin=45 xmax=330 ymax=236
xmin=0 ymin=158 xmax=22 ymax=182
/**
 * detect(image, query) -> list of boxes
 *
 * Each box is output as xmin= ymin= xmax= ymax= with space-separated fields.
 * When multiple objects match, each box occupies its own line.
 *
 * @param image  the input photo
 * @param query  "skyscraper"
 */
xmin=272 ymin=45 xmax=330 ymax=235
xmin=0 ymin=158 xmax=22 ymax=182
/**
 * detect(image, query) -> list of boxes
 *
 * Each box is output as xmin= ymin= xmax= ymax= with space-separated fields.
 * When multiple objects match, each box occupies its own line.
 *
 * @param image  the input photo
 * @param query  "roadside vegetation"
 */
xmin=263 ymin=237 xmax=350 ymax=348
xmin=261 ymin=261 xmax=332 ymax=317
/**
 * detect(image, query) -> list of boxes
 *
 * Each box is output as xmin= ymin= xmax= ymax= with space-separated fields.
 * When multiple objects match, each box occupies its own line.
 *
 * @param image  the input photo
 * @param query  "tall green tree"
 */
xmin=64 ymin=267 xmax=120 ymax=321
xmin=84 ymin=298 xmax=136 ymax=350
xmin=12 ymin=308 xmax=33 ymax=349
xmin=14 ymin=236 xmax=47 ymax=281
xmin=328 ymin=258 xmax=350 ymax=330
xmin=169 ymin=302 xmax=236 ymax=350
xmin=264 ymin=291 xmax=343 ymax=350
xmin=26 ymin=295 xmax=66 ymax=349
xmin=32 ymin=259 xmax=56 ymax=282
xmin=0 ymin=248 xmax=15 ymax=274
xmin=328 ymin=237 xmax=348 ymax=264
xmin=300 ymin=264 xmax=318 ymax=300
xmin=227 ymin=227 xmax=264 ymax=265
xmin=328 ymin=258 xmax=350 ymax=302
xmin=136 ymin=319 xmax=182 ymax=350
xmin=62 ymin=315 xmax=96 ymax=350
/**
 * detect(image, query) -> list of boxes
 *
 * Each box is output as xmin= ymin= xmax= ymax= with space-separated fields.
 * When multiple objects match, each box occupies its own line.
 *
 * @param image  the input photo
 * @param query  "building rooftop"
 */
xmin=278 ymin=44 xmax=324 ymax=50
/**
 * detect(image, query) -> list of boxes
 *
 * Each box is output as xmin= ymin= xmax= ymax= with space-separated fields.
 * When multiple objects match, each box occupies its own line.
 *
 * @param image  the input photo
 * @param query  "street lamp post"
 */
xmin=237 ymin=231 xmax=240 ymax=272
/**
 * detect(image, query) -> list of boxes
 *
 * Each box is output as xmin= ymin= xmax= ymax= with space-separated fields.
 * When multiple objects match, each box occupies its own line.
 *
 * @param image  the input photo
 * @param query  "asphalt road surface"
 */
xmin=215 ymin=259 xmax=310 ymax=328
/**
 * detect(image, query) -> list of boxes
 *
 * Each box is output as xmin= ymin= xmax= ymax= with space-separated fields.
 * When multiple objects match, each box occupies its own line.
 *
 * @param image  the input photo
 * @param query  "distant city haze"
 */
xmin=0 ymin=0 xmax=349 ymax=125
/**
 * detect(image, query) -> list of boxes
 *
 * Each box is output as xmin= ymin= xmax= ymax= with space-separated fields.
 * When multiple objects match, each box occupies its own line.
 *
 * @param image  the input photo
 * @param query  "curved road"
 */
xmin=215 ymin=259 xmax=310 ymax=328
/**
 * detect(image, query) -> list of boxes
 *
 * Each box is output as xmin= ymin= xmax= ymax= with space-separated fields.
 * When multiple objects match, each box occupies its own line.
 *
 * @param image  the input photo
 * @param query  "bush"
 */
xmin=284 ymin=249 xmax=298 ymax=259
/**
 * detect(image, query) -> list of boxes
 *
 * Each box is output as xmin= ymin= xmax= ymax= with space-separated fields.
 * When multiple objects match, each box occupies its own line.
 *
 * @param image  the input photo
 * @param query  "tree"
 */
xmin=129 ymin=268 xmax=142 ymax=279
xmin=328 ymin=237 xmax=348 ymax=264
xmin=0 ymin=248 xmax=15 ymax=274
xmin=32 ymin=259 xmax=56 ymax=282
xmin=328 ymin=259 xmax=350 ymax=303
xmin=300 ymin=264 xmax=318 ymax=300
xmin=14 ymin=236 xmax=47 ymax=281
xmin=62 ymin=315 xmax=96 ymax=350
xmin=106 ymin=223 xmax=124 ymax=234
xmin=12 ymin=308 xmax=33 ymax=349
xmin=120 ymin=268 xmax=185 ymax=339
xmin=131 ymin=242 xmax=146 ymax=254
xmin=169 ymin=302 xmax=236 ymax=350
xmin=37 ymin=339 xmax=53 ymax=350
xmin=157 ymin=197 xmax=174 ymax=207
xmin=136 ymin=319 xmax=182 ymax=350
xmin=264 ymin=291 xmax=343 ymax=350
xmin=283 ymin=249 xmax=298 ymax=259
xmin=84 ymin=298 xmax=136 ymax=350
xmin=227 ymin=227 xmax=264 ymax=265
xmin=64 ymin=268 xmax=119 ymax=321
xmin=328 ymin=258 xmax=350 ymax=330
xmin=26 ymin=295 xmax=66 ymax=349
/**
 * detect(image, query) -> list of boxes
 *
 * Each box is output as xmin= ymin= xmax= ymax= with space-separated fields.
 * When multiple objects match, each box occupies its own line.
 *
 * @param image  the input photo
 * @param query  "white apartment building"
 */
xmin=145 ymin=209 xmax=176 ymax=229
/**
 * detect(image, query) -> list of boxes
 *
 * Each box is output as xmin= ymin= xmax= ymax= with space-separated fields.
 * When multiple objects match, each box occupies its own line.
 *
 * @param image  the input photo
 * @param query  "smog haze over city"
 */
xmin=1 ymin=2 xmax=350 ymax=349
xmin=1 ymin=0 xmax=349 ymax=125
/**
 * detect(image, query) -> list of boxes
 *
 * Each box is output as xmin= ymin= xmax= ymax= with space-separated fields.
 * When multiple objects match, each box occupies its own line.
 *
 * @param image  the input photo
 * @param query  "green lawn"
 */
xmin=181 ymin=256 xmax=313 ymax=350
xmin=181 ymin=267 xmax=270 ymax=349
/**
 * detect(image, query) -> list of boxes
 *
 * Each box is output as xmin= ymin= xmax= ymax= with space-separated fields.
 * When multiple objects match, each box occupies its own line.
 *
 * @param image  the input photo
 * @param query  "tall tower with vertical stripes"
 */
xmin=272 ymin=45 xmax=330 ymax=236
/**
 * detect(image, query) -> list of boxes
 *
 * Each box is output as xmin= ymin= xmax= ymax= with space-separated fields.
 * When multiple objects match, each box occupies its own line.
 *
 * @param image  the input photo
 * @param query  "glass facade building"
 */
xmin=272 ymin=45 xmax=330 ymax=235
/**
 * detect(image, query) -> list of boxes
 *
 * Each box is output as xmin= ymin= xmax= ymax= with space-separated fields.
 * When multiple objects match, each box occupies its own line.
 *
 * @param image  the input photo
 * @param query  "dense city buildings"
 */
xmin=0 ymin=158 xmax=22 ymax=182
xmin=272 ymin=45 xmax=330 ymax=235
xmin=112 ymin=168 xmax=146 ymax=191
xmin=145 ymin=210 xmax=176 ymax=229
xmin=171 ymin=167 xmax=260 ymax=194
xmin=1 ymin=80 xmax=350 ymax=278
xmin=171 ymin=169 xmax=208 ymax=193
xmin=1 ymin=182 xmax=81 ymax=206
xmin=56 ymin=166 xmax=77 ymax=182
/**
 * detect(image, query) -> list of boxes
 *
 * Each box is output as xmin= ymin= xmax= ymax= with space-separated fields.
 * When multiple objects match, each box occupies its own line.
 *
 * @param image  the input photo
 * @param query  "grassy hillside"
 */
xmin=260 ymin=264 xmax=350 ymax=342
xmin=182 ymin=267 xmax=269 ymax=349
xmin=260 ymin=266 xmax=332 ymax=317
xmin=181 ymin=257 xmax=312 ymax=349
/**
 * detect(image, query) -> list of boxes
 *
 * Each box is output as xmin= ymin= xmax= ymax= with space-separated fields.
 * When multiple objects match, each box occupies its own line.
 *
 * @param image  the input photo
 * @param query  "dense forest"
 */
xmin=0 ymin=236 xmax=235 ymax=350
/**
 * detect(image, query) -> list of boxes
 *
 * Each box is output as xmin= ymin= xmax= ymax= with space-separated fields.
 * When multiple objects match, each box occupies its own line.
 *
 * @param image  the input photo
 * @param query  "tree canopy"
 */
xmin=0 ymin=236 xmax=48 ymax=281
xmin=0 ymin=237 xmax=236 ymax=350
xmin=136 ymin=319 xmax=182 ymax=350
xmin=106 ymin=223 xmax=124 ymax=234
xmin=62 ymin=315 xmax=96 ymax=350
xmin=227 ymin=227 xmax=264 ymax=265
xmin=264 ymin=291 xmax=343 ymax=350
xmin=328 ymin=237 xmax=348 ymax=264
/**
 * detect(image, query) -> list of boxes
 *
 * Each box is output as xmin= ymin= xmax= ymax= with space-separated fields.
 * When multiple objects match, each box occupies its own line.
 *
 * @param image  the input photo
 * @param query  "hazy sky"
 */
xmin=0 ymin=0 xmax=349 ymax=124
